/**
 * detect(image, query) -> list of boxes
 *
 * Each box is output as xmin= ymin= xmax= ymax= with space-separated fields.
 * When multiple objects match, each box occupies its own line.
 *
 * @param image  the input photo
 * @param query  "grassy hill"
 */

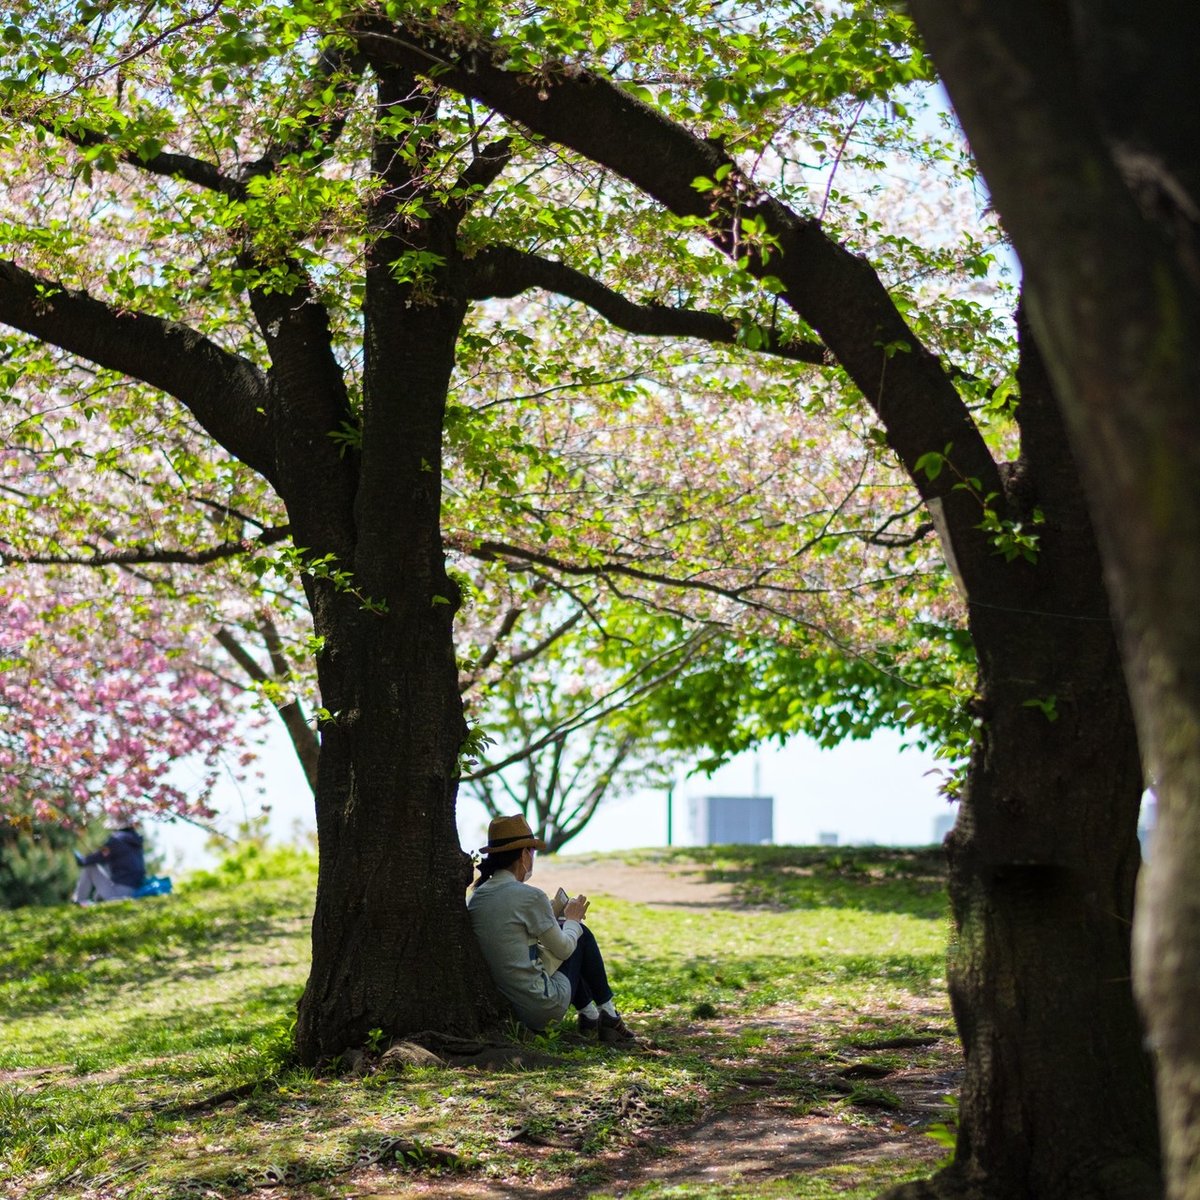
xmin=0 ymin=843 xmax=957 ymax=1199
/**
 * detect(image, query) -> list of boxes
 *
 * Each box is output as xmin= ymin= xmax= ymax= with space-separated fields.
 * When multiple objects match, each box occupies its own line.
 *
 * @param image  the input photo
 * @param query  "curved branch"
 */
xmin=862 ymin=521 xmax=935 ymax=548
xmin=466 ymin=245 xmax=829 ymax=364
xmin=0 ymin=259 xmax=276 ymax=483
xmin=216 ymin=621 xmax=320 ymax=794
xmin=237 ymin=47 xmax=366 ymax=182
xmin=1 ymin=524 xmax=291 ymax=568
xmin=456 ymin=530 xmax=930 ymax=607
xmin=51 ymin=121 xmax=240 ymax=195
xmin=460 ymin=602 xmax=583 ymax=694
xmin=450 ymin=135 xmax=514 ymax=217
xmin=463 ymin=629 xmax=715 ymax=782
xmin=244 ymin=260 xmax=354 ymax=439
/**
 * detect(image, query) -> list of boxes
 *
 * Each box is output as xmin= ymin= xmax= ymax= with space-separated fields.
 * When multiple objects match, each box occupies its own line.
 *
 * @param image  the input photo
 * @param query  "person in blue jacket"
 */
xmin=73 ymin=824 xmax=146 ymax=904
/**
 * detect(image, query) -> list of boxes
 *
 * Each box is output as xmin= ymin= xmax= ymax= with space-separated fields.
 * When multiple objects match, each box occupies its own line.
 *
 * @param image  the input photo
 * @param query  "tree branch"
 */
xmin=456 ymin=533 xmax=891 ymax=607
xmin=466 ymin=245 xmax=829 ymax=364
xmin=503 ymin=609 xmax=585 ymax=670
xmin=41 ymin=46 xmax=365 ymax=200
xmin=0 ymin=260 xmax=276 ymax=484
xmin=458 ymin=582 xmax=583 ymax=694
xmin=463 ymin=629 xmax=715 ymax=782
xmin=353 ymin=16 xmax=1013 ymax=601
xmin=244 ymin=260 xmax=355 ymax=441
xmin=216 ymin=621 xmax=320 ymax=794
xmin=214 ymin=626 xmax=270 ymax=684
xmin=237 ymin=47 xmax=365 ymax=182
xmin=54 ymin=121 xmax=240 ymax=194
xmin=449 ymin=135 xmax=514 ymax=217
xmin=1 ymin=524 xmax=290 ymax=568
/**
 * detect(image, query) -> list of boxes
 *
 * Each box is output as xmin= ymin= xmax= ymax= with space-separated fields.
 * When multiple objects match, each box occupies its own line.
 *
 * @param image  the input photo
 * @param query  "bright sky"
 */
xmin=154 ymin=718 xmax=954 ymax=873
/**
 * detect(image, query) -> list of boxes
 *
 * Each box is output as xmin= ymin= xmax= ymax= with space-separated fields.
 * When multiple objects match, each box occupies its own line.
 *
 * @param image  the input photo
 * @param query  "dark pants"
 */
xmin=554 ymin=924 xmax=614 ymax=1010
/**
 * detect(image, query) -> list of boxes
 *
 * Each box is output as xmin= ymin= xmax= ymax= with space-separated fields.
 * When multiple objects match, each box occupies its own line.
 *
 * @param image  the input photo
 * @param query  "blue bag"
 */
xmin=133 ymin=876 xmax=173 ymax=898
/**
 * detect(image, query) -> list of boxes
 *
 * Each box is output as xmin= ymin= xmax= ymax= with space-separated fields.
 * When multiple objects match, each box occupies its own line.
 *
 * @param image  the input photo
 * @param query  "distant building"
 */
xmin=817 ymin=831 xmax=839 ymax=847
xmin=690 ymin=795 xmax=773 ymax=845
xmin=932 ymin=812 xmax=956 ymax=843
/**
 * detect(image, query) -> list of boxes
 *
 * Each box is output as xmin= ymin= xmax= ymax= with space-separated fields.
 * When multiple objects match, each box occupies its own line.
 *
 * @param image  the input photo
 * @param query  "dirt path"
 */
xmin=537 ymin=855 xmax=738 ymax=909
xmin=343 ymin=1003 xmax=957 ymax=1200
xmin=340 ymin=856 xmax=960 ymax=1199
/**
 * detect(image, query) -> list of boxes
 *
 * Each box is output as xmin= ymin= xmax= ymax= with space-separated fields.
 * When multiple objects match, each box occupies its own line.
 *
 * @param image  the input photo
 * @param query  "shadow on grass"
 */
xmin=90 ymin=980 xmax=303 ymax=1068
xmin=2 ymin=844 xmax=956 ymax=1200
xmin=5 ymin=963 xmax=957 ymax=1200
xmin=644 ymin=845 xmax=949 ymax=920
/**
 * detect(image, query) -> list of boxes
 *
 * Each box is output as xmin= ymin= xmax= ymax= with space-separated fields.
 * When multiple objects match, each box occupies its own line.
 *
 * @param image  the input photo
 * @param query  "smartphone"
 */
xmin=555 ymin=886 xmax=569 ymax=909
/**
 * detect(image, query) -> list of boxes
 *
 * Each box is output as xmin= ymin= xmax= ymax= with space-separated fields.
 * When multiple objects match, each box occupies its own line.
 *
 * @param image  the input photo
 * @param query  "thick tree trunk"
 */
xmin=291 ymin=339 xmax=506 ymax=1060
xmin=924 ymin=620 xmax=1156 ymax=1200
xmin=294 ymin=583 xmax=501 ymax=1061
xmin=292 ymin=70 xmax=508 ymax=1062
xmin=888 ymin=685 xmax=1156 ymax=1200
xmin=904 ymin=5 xmax=1200 ymax=1196
xmin=883 ymin=316 xmax=1160 ymax=1200
xmin=885 ymin=609 xmax=1158 ymax=1200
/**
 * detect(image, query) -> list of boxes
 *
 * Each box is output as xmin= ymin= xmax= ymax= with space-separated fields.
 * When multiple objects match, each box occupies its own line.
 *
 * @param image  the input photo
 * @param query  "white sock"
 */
xmin=600 ymin=999 xmax=618 ymax=1018
xmin=579 ymin=1002 xmax=599 ymax=1019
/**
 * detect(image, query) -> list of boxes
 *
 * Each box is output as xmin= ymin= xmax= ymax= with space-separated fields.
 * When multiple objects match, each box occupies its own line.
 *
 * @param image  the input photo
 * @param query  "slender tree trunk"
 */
xmin=275 ymin=698 xmax=321 ymax=795
xmin=1132 ymin=692 xmax=1200 ymax=1200
xmin=215 ymin=624 xmax=321 ymax=793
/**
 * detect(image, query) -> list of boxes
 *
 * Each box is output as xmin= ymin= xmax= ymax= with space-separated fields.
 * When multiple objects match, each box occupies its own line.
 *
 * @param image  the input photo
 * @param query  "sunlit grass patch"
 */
xmin=598 ymin=890 xmax=949 ymax=1023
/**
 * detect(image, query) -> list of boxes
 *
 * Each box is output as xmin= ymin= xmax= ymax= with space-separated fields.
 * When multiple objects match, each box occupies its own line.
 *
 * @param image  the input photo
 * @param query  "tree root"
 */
xmin=381 ymin=1031 xmax=562 ymax=1072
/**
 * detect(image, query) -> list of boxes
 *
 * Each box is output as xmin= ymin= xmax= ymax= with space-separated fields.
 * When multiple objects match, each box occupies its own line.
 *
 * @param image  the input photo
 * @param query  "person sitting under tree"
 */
xmin=467 ymin=815 xmax=636 ymax=1043
xmin=73 ymin=823 xmax=145 ymax=905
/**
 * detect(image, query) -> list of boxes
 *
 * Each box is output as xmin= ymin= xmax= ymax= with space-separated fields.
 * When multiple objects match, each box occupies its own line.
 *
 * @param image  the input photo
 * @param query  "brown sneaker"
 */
xmin=577 ymin=1013 xmax=601 ymax=1038
xmin=599 ymin=1012 xmax=636 ymax=1044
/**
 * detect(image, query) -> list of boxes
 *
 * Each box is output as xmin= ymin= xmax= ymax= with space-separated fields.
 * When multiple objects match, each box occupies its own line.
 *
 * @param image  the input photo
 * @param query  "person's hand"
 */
xmin=564 ymin=894 xmax=589 ymax=921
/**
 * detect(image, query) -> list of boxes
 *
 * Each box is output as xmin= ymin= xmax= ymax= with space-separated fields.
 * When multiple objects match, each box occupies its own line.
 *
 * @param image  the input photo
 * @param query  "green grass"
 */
xmin=589 ymin=1160 xmax=938 ymax=1199
xmin=0 ymin=842 xmax=955 ymax=1199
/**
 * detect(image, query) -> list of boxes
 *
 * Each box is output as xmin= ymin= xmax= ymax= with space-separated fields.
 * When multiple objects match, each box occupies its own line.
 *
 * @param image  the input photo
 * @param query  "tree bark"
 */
xmin=292 ymin=70 xmax=507 ymax=1061
xmin=294 ymin=574 xmax=499 ymax=1060
xmin=883 ymin=315 xmax=1159 ymax=1200
xmin=916 ymin=620 xmax=1155 ymax=1200
xmin=291 ymin=289 xmax=500 ymax=1060
xmin=905 ymin=4 xmax=1200 ymax=1197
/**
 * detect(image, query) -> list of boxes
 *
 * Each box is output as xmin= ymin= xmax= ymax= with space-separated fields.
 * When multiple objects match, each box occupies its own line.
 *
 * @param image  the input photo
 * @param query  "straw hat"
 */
xmin=479 ymin=814 xmax=546 ymax=854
